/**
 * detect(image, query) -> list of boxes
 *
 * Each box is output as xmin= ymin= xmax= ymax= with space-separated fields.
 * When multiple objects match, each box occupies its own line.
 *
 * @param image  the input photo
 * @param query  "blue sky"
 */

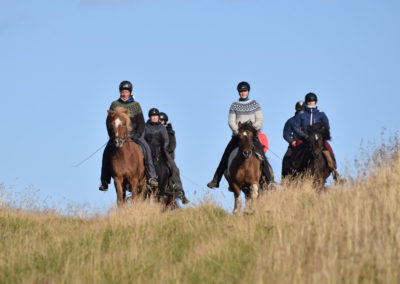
xmin=1 ymin=0 xmax=399 ymax=212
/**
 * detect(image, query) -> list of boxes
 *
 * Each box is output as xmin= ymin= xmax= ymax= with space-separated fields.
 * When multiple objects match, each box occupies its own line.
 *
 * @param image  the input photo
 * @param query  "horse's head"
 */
xmin=107 ymin=107 xmax=132 ymax=148
xmin=305 ymin=122 xmax=330 ymax=155
xmin=238 ymin=121 xmax=257 ymax=158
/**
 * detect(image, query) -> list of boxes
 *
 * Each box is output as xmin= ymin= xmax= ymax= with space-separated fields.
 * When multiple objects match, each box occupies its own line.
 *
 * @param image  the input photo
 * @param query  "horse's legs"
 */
xmin=128 ymin=177 xmax=139 ymax=201
xmin=114 ymin=177 xmax=124 ymax=207
xmin=244 ymin=183 xmax=259 ymax=214
xmin=230 ymin=183 xmax=242 ymax=215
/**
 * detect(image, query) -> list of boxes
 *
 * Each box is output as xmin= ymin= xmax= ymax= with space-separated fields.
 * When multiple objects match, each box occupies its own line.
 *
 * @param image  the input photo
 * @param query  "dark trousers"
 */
xmin=212 ymin=135 xmax=273 ymax=183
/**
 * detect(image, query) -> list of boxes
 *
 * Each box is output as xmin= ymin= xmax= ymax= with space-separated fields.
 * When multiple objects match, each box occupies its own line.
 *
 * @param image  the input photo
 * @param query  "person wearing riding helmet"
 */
xmin=159 ymin=112 xmax=177 ymax=159
xmin=281 ymin=101 xmax=305 ymax=177
xmin=99 ymin=80 xmax=158 ymax=191
xmin=207 ymin=81 xmax=274 ymax=189
xmin=145 ymin=109 xmax=190 ymax=204
xmin=293 ymin=92 xmax=343 ymax=182
xmin=159 ymin=111 xmax=189 ymax=204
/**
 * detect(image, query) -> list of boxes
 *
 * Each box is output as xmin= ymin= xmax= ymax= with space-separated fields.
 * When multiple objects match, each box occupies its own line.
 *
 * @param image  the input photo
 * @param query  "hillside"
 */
xmin=1 ymin=141 xmax=400 ymax=283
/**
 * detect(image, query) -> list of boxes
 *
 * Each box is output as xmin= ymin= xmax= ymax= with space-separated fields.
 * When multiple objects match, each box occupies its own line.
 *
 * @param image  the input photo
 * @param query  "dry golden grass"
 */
xmin=1 ymin=139 xmax=400 ymax=283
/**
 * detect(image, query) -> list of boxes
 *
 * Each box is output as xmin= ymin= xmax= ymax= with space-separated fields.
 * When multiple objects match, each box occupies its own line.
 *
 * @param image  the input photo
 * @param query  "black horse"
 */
xmin=282 ymin=122 xmax=331 ymax=188
xmin=145 ymin=132 xmax=177 ymax=208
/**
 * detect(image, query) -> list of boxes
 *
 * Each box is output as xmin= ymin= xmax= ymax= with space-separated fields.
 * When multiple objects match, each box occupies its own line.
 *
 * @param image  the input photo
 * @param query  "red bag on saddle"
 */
xmin=258 ymin=131 xmax=269 ymax=153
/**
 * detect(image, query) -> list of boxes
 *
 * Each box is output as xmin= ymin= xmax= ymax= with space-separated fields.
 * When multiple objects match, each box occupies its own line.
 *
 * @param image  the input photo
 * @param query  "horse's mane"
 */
xmin=239 ymin=121 xmax=257 ymax=134
xmin=308 ymin=122 xmax=331 ymax=141
xmin=114 ymin=107 xmax=133 ymax=133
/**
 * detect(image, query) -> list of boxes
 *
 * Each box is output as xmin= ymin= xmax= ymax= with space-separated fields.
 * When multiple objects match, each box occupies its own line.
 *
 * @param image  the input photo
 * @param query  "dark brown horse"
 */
xmin=286 ymin=122 xmax=331 ymax=189
xmin=107 ymin=107 xmax=146 ymax=206
xmin=224 ymin=121 xmax=262 ymax=215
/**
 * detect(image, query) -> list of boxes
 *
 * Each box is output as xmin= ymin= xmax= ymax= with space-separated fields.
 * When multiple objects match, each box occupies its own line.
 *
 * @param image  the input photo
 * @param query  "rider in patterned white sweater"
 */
xmin=207 ymin=81 xmax=273 ymax=189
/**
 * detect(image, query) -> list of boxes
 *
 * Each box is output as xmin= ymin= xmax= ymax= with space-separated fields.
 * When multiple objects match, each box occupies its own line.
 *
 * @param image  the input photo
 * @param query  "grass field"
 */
xmin=1 ymin=139 xmax=400 ymax=283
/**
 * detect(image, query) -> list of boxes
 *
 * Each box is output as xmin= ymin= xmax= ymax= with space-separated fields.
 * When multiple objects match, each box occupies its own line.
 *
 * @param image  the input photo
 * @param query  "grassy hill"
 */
xmin=1 ymin=141 xmax=400 ymax=283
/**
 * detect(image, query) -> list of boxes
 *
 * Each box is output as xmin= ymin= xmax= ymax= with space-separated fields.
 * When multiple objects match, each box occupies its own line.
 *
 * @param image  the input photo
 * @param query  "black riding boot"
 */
xmin=207 ymin=136 xmax=240 ymax=189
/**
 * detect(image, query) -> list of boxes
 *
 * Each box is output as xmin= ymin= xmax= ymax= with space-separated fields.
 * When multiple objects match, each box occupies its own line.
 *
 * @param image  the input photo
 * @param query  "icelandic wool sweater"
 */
xmin=228 ymin=99 xmax=263 ymax=135
xmin=106 ymin=99 xmax=145 ymax=139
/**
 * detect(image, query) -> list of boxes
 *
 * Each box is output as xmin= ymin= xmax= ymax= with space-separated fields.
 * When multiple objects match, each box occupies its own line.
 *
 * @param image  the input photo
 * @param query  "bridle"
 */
xmin=239 ymin=130 xmax=254 ymax=159
xmin=114 ymin=121 xmax=132 ymax=148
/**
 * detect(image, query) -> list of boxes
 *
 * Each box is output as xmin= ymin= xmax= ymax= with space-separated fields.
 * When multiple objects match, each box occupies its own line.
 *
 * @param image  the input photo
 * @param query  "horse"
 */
xmin=284 ymin=122 xmax=331 ymax=189
xmin=224 ymin=121 xmax=262 ymax=215
xmin=107 ymin=107 xmax=146 ymax=206
xmin=145 ymin=132 xmax=177 ymax=210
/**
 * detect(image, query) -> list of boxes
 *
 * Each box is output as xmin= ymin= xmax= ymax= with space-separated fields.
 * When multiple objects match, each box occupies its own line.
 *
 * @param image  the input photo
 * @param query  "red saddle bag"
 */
xmin=258 ymin=131 xmax=269 ymax=153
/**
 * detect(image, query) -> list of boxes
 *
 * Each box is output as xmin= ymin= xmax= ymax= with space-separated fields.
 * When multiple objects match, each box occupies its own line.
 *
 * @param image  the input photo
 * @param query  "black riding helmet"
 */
xmin=159 ymin=112 xmax=168 ymax=122
xmin=119 ymin=80 xmax=133 ymax=93
xmin=237 ymin=81 xmax=250 ymax=92
xmin=148 ymin=108 xmax=160 ymax=118
xmin=295 ymin=101 xmax=305 ymax=112
xmin=305 ymin=92 xmax=318 ymax=103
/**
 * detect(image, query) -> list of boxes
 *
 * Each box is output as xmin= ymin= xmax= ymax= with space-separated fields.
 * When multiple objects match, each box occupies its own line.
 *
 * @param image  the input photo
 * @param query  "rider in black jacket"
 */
xmin=159 ymin=112 xmax=189 ymax=204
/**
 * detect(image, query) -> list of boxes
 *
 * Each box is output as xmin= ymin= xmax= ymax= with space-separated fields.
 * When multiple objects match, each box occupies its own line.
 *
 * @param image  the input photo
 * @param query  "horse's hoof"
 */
xmin=244 ymin=210 xmax=255 ymax=215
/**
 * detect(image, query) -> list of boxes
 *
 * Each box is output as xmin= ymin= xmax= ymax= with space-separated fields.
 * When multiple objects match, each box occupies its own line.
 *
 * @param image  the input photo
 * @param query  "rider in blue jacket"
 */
xmin=293 ymin=92 xmax=342 ymax=182
xmin=281 ymin=101 xmax=304 ymax=177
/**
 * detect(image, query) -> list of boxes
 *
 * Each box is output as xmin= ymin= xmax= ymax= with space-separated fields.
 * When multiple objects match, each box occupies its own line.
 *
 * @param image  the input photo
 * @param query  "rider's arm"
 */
xmin=228 ymin=105 xmax=238 ymax=135
xmin=161 ymin=126 xmax=170 ymax=150
xmin=166 ymin=124 xmax=176 ymax=153
xmin=320 ymin=111 xmax=330 ymax=130
xmin=106 ymin=115 xmax=114 ymax=138
xmin=283 ymin=120 xmax=293 ymax=144
xmin=253 ymin=103 xmax=263 ymax=131
xmin=132 ymin=112 xmax=145 ymax=139
xmin=293 ymin=113 xmax=307 ymax=139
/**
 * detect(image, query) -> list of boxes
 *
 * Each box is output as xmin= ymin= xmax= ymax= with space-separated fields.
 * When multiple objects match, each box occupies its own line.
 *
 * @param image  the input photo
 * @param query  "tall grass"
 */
xmin=1 ymin=138 xmax=400 ymax=283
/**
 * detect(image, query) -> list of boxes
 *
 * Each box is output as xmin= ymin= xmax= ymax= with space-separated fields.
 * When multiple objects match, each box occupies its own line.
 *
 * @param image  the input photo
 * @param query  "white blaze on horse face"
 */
xmin=114 ymin=118 xmax=122 ymax=136
xmin=243 ymin=131 xmax=248 ymax=137
xmin=315 ymin=134 xmax=319 ymax=140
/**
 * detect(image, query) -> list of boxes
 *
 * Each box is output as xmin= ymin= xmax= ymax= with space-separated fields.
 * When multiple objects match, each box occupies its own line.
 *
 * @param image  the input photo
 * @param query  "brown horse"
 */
xmin=107 ymin=107 xmax=146 ymax=206
xmin=224 ymin=121 xmax=262 ymax=215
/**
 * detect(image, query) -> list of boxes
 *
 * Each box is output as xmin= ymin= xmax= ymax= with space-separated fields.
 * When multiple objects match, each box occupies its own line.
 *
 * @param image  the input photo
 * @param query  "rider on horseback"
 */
xmin=159 ymin=111 xmax=189 ymax=204
xmin=99 ymin=80 xmax=158 ymax=191
xmin=281 ymin=100 xmax=305 ymax=177
xmin=293 ymin=92 xmax=342 ymax=182
xmin=145 ymin=109 xmax=190 ymax=204
xmin=207 ymin=81 xmax=274 ymax=189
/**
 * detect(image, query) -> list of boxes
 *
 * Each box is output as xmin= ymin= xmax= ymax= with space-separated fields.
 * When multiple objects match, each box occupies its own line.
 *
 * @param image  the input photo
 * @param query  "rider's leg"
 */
xmin=99 ymin=141 xmax=113 ymax=191
xmin=207 ymin=136 xmax=240 ymax=189
xmin=281 ymin=146 xmax=293 ymax=177
xmin=253 ymin=138 xmax=274 ymax=183
xmin=322 ymin=142 xmax=343 ymax=183
xmin=135 ymin=136 xmax=158 ymax=187
xmin=169 ymin=163 xmax=190 ymax=204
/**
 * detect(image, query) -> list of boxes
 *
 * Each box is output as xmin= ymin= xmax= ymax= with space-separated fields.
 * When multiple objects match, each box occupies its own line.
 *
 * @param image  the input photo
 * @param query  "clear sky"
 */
xmin=1 ymin=0 xmax=399 ymax=212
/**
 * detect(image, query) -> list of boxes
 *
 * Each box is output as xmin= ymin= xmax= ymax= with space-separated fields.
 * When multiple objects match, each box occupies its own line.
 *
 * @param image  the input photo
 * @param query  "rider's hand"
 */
xmin=291 ymin=141 xmax=297 ymax=147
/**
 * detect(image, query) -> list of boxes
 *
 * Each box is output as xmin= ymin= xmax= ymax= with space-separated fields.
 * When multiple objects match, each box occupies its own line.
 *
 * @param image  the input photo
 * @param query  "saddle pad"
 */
xmin=224 ymin=147 xmax=239 ymax=180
